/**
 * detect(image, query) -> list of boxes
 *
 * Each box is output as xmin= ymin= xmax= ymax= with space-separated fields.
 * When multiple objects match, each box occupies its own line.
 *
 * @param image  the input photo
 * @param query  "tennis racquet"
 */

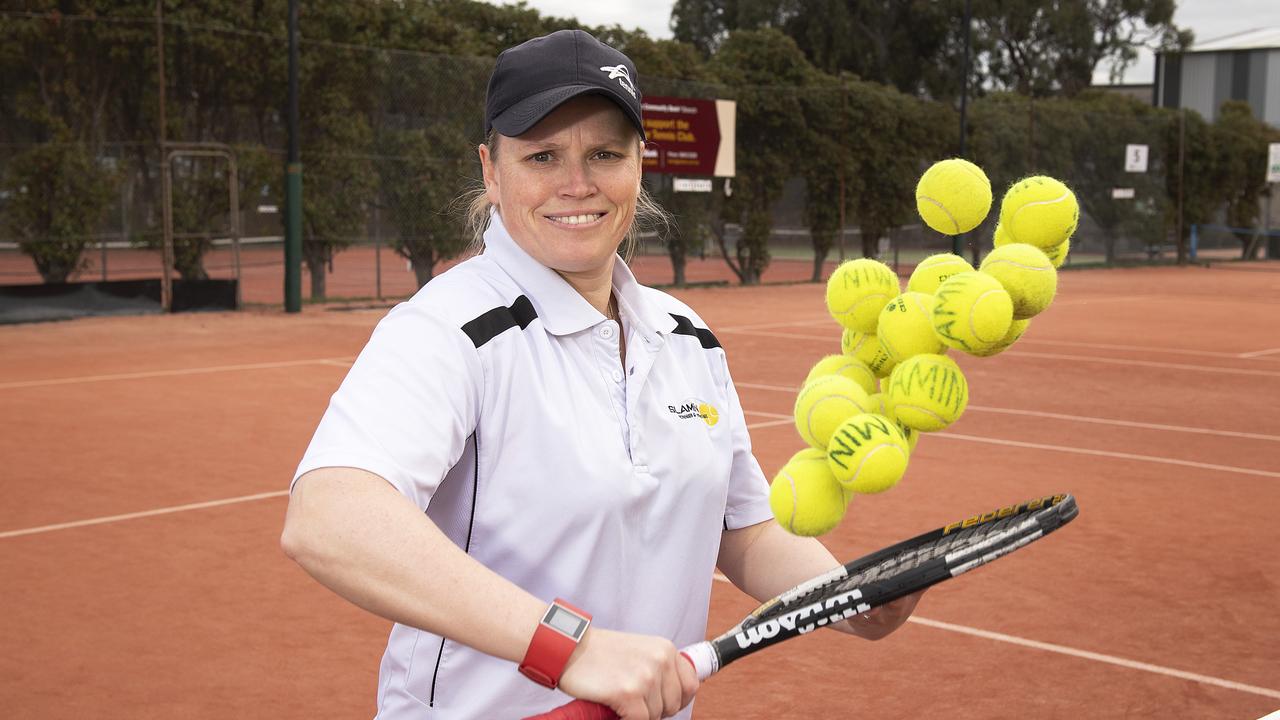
xmin=524 ymin=492 xmax=1079 ymax=720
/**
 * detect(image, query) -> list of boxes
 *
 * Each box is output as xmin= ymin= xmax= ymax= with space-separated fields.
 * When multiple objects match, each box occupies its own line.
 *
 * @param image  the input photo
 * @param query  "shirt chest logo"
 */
xmin=668 ymin=399 xmax=719 ymax=427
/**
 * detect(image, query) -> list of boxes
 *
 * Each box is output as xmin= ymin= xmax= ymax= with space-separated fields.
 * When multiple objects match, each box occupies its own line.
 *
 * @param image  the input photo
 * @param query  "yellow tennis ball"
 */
xmin=979 ymin=243 xmax=1057 ymax=320
xmin=915 ymin=158 xmax=993 ymax=235
xmin=805 ymin=354 xmax=877 ymax=395
xmin=826 ymin=413 xmax=910 ymax=494
xmin=999 ymin=176 xmax=1079 ymax=250
xmin=995 ymin=223 xmax=1069 ymax=268
xmin=993 ymin=222 xmax=1011 ymax=246
xmin=864 ymin=392 xmax=888 ymax=415
xmin=842 ymin=329 xmax=897 ymax=378
xmin=862 ymin=394 xmax=919 ymax=456
xmin=826 ymin=258 xmax=901 ymax=333
xmin=770 ymin=448 xmax=850 ymax=536
xmin=1043 ymin=238 xmax=1070 ymax=268
xmin=932 ymin=271 xmax=1014 ymax=355
xmin=794 ymin=374 xmax=872 ymax=449
xmin=968 ymin=318 xmax=1030 ymax=358
xmin=885 ymin=354 xmax=969 ymax=432
xmin=876 ymin=291 xmax=945 ymax=363
xmin=907 ymin=253 xmax=976 ymax=294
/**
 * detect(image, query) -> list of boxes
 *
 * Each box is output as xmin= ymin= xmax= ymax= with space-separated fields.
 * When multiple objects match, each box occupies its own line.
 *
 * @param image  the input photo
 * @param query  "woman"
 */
xmin=281 ymin=29 xmax=921 ymax=720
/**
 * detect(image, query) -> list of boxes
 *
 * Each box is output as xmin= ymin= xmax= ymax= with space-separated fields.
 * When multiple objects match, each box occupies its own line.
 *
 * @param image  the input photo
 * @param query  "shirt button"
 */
xmin=599 ymin=325 xmax=614 ymax=339
xmin=612 ymin=369 xmax=623 ymax=383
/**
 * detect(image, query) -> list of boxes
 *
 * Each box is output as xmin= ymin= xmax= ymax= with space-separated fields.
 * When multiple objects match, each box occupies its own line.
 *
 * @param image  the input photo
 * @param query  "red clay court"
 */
xmin=2 ymin=262 xmax=1278 ymax=718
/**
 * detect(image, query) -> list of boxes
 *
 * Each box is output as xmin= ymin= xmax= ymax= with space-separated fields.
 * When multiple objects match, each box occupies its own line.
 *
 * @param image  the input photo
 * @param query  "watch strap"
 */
xmin=519 ymin=598 xmax=592 ymax=689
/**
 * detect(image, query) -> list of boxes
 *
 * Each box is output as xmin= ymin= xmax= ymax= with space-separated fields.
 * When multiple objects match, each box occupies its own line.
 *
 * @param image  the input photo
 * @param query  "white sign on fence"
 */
xmin=1112 ymin=187 xmax=1135 ymax=199
xmin=1125 ymin=144 xmax=1149 ymax=173
xmin=673 ymin=178 xmax=713 ymax=193
xmin=1268 ymin=143 xmax=1280 ymax=183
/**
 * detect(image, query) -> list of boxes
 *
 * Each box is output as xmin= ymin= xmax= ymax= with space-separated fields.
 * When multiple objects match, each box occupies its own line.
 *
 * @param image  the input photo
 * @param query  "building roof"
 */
xmin=1190 ymin=27 xmax=1280 ymax=52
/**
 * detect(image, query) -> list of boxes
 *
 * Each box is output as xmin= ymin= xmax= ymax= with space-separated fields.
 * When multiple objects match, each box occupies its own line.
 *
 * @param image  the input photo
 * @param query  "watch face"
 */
xmin=544 ymin=605 xmax=588 ymax=639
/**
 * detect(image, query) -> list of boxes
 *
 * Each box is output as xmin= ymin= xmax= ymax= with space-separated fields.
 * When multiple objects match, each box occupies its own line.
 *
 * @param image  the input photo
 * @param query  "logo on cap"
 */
xmin=599 ymin=65 xmax=637 ymax=99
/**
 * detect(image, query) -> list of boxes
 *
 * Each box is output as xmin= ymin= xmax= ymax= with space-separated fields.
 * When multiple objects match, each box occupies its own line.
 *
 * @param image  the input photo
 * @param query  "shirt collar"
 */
xmin=611 ymin=253 xmax=678 ymax=339
xmin=484 ymin=210 xmax=674 ymax=338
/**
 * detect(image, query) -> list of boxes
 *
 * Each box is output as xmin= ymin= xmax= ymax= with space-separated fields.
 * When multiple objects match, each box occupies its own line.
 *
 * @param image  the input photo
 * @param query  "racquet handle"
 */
xmin=522 ymin=644 xmax=713 ymax=720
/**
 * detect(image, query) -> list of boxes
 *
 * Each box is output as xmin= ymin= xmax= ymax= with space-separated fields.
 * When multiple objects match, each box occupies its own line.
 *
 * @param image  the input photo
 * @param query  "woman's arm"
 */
xmin=281 ymin=467 xmax=696 ymax=718
xmin=716 ymin=519 xmax=922 ymax=641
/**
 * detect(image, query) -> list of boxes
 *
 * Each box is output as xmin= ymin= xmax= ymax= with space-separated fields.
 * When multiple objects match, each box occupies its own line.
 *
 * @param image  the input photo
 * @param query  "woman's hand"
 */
xmin=557 ymin=626 xmax=699 ymax=720
xmin=837 ymin=589 xmax=925 ymax=641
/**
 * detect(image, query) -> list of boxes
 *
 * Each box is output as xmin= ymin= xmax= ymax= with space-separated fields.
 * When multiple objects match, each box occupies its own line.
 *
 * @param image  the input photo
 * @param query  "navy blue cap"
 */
xmin=485 ymin=30 xmax=645 ymax=140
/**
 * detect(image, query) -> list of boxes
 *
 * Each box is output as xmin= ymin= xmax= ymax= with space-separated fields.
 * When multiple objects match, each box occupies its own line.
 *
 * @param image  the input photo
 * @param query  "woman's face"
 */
xmin=480 ymin=95 xmax=642 ymax=277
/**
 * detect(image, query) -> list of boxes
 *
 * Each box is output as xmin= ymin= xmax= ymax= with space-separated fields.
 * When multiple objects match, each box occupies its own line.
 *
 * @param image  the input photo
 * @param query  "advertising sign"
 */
xmin=642 ymin=96 xmax=736 ymax=177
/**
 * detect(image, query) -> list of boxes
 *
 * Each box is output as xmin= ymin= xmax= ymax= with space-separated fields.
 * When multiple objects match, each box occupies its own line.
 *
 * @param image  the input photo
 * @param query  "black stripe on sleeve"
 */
xmin=669 ymin=313 xmax=722 ymax=349
xmin=460 ymin=295 xmax=538 ymax=348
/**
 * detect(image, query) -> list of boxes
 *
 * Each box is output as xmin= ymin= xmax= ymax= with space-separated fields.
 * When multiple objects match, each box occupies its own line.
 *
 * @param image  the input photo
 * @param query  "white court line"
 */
xmin=0 ymin=422 xmax=796 ymax=540
xmin=723 ymin=329 xmax=1280 ymax=378
xmin=719 ymin=328 xmax=835 ymax=342
xmin=965 ymin=405 xmax=1280 ymax=443
xmin=721 ymin=317 xmax=1280 ymax=363
xmin=745 ymin=418 xmax=793 ymax=430
xmin=0 ymin=357 xmax=355 ymax=390
xmin=937 ymin=433 xmax=1280 ymax=479
xmin=718 ymin=317 xmax=831 ymax=332
xmin=0 ymin=490 xmax=289 ymax=540
xmin=737 ymin=381 xmax=1280 ymax=443
xmin=1003 ymin=350 xmax=1280 ymax=378
xmin=906 ymin=617 xmax=1280 ymax=701
xmin=0 ymin=418 xmax=787 ymax=539
xmin=737 ymin=381 xmax=801 ymax=393
xmin=1051 ymin=294 xmax=1161 ymax=306
xmin=744 ymin=409 xmax=792 ymax=420
xmin=706 ymin=574 xmax=1280 ymax=700
xmin=1018 ymin=337 xmax=1256 ymax=360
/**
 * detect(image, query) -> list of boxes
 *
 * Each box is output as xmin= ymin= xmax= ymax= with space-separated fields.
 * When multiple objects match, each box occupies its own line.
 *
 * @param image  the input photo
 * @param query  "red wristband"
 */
xmin=519 ymin=598 xmax=592 ymax=689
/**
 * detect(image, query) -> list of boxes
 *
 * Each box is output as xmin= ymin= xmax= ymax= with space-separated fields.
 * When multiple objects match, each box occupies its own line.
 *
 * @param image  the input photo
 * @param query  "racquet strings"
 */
xmin=745 ymin=510 xmax=1044 ymax=629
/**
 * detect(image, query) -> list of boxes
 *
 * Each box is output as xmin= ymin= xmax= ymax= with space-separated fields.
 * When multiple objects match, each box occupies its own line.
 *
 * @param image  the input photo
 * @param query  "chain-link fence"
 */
xmin=3 ymin=11 xmax=1277 ymax=320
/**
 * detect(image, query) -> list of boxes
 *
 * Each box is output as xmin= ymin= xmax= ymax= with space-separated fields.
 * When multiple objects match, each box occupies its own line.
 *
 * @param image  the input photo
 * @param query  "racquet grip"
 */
xmin=523 ymin=700 xmax=618 ymax=720
xmin=522 ymin=645 xmax=709 ymax=720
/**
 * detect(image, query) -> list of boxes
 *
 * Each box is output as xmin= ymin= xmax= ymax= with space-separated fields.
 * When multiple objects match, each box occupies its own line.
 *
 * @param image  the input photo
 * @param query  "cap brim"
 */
xmin=490 ymin=84 xmax=646 ymax=141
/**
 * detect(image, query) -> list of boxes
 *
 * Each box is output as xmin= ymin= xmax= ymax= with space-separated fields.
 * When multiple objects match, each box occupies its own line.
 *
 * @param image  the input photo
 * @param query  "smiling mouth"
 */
xmin=545 ymin=212 xmax=605 ymax=226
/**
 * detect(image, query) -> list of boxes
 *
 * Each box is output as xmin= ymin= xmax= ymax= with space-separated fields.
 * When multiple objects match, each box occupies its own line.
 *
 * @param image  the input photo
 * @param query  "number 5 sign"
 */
xmin=1125 ymin=144 xmax=1149 ymax=173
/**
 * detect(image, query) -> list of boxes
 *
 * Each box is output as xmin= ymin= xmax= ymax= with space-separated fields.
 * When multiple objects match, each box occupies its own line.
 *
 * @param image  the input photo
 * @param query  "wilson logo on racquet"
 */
xmin=732 ymin=590 xmax=870 ymax=649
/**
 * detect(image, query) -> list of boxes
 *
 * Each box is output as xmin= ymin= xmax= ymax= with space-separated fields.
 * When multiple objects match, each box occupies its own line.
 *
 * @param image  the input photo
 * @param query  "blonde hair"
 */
xmin=462 ymin=130 xmax=670 ymax=261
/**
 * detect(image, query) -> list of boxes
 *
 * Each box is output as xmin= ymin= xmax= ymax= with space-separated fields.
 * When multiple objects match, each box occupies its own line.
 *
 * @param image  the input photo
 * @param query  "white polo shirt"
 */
xmin=294 ymin=212 xmax=772 ymax=719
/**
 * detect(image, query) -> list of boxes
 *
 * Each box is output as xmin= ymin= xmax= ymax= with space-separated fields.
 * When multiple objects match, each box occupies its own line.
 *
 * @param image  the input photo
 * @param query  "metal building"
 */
xmin=1154 ymin=27 xmax=1280 ymax=124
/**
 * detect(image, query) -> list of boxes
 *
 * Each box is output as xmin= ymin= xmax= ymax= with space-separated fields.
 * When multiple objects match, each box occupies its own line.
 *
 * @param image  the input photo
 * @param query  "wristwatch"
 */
xmin=518 ymin=598 xmax=592 ymax=689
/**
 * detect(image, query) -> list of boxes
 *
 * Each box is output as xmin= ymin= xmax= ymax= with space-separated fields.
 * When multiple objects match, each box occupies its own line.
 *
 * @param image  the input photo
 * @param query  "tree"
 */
xmin=0 ymin=4 xmax=142 ymax=282
xmin=672 ymin=0 xmax=968 ymax=98
xmin=1214 ymin=101 xmax=1272 ymax=258
xmin=613 ymin=34 xmax=716 ymax=285
xmin=1045 ymin=91 xmax=1168 ymax=262
xmin=975 ymin=0 xmax=1190 ymax=97
xmin=2 ymin=137 xmax=116 ymax=283
xmin=844 ymin=83 xmax=950 ymax=259
xmin=377 ymin=126 xmax=472 ymax=286
xmin=799 ymin=74 xmax=858 ymax=280
xmin=708 ymin=29 xmax=814 ymax=284
xmin=166 ymin=144 xmax=276 ymax=280
xmin=1162 ymin=107 xmax=1221 ymax=261
xmin=295 ymin=93 xmax=377 ymax=300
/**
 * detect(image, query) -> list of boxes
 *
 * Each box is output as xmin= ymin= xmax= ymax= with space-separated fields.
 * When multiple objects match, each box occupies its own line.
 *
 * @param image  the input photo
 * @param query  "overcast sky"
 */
xmin=486 ymin=0 xmax=1280 ymax=85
